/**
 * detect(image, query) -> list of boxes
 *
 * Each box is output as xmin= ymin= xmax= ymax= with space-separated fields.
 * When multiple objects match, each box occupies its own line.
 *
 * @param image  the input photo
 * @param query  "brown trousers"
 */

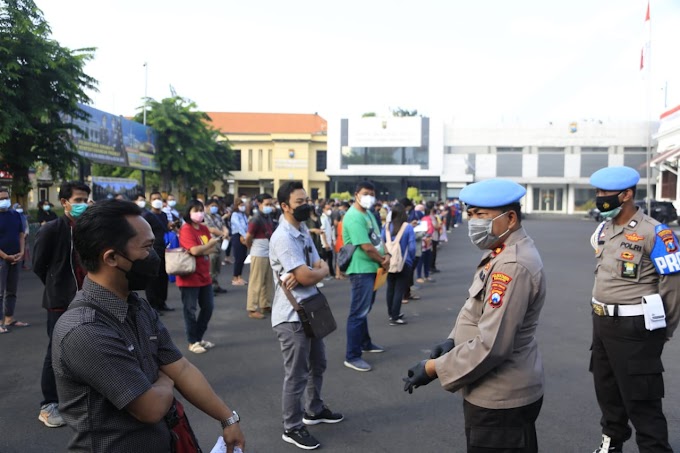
xmin=247 ymin=256 xmax=273 ymax=312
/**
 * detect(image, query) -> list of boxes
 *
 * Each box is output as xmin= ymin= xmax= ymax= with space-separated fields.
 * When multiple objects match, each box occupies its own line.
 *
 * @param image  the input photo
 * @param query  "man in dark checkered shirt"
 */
xmin=52 ymin=200 xmax=245 ymax=453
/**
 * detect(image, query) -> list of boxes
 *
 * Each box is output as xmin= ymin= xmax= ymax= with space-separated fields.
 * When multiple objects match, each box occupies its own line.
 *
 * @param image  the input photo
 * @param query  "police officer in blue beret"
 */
xmin=403 ymin=179 xmax=546 ymax=453
xmin=588 ymin=166 xmax=680 ymax=453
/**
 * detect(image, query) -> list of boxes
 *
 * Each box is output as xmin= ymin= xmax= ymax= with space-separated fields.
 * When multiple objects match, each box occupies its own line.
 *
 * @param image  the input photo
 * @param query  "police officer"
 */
xmin=588 ymin=166 xmax=680 ymax=453
xmin=403 ymin=179 xmax=546 ymax=453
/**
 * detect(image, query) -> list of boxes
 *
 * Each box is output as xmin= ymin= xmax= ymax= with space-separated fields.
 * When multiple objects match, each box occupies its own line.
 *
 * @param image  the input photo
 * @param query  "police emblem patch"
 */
xmin=620 ymin=252 xmax=634 ymax=260
xmin=625 ymin=233 xmax=644 ymax=242
xmin=488 ymin=282 xmax=507 ymax=308
xmin=490 ymin=273 xmax=512 ymax=284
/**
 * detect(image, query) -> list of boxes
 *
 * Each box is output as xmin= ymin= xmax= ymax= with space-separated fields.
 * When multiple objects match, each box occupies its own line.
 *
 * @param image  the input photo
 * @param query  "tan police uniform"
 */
xmin=589 ymin=206 xmax=680 ymax=452
xmin=434 ymin=227 xmax=546 ymax=449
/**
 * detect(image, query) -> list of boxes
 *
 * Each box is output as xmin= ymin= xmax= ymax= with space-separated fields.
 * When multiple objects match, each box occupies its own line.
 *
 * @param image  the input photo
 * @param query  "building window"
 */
xmin=258 ymin=149 xmax=263 ymax=172
xmin=495 ymin=147 xmax=523 ymax=176
xmin=581 ymin=147 xmax=608 ymax=153
xmin=537 ymin=148 xmax=565 ymax=177
xmin=340 ymin=146 xmax=429 ymax=169
xmin=623 ymin=147 xmax=648 ymax=178
xmin=268 ymin=149 xmax=272 ymax=171
xmin=248 ymin=149 xmax=253 ymax=172
xmin=316 ymin=150 xmax=327 ymax=172
xmin=574 ymin=188 xmax=597 ymax=211
xmin=581 ymin=155 xmax=608 ymax=177
xmin=662 ymin=171 xmax=677 ymax=199
xmin=233 ymin=150 xmax=242 ymax=171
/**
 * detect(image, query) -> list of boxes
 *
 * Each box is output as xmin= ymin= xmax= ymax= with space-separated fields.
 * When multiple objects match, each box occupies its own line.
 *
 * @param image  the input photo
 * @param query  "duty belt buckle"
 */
xmin=592 ymin=303 xmax=606 ymax=317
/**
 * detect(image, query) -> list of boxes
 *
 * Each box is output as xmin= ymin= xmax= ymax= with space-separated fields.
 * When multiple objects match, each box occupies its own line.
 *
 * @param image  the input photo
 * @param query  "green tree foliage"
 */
xmin=132 ymin=96 xmax=235 ymax=195
xmin=406 ymin=187 xmax=423 ymax=202
xmin=0 ymin=0 xmax=96 ymax=198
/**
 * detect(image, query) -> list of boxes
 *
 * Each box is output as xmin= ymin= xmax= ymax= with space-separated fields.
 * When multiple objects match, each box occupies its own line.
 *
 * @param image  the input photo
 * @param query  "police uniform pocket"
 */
xmin=468 ymin=278 xmax=485 ymax=300
xmin=628 ymin=359 xmax=665 ymax=400
xmin=613 ymin=252 xmax=642 ymax=282
xmin=469 ymin=426 xmax=526 ymax=448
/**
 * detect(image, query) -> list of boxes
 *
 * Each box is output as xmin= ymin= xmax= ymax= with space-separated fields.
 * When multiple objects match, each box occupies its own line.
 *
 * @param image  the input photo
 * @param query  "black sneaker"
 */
xmin=389 ymin=318 xmax=407 ymax=326
xmin=592 ymin=434 xmax=623 ymax=453
xmin=303 ymin=406 xmax=344 ymax=425
xmin=282 ymin=426 xmax=320 ymax=450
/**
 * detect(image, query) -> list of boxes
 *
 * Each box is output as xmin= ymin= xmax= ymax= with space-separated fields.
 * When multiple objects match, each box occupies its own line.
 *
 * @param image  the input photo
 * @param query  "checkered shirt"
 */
xmin=52 ymin=278 xmax=183 ymax=452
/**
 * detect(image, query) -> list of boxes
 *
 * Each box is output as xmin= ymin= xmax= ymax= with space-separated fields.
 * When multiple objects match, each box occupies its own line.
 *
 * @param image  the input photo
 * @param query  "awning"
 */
xmin=649 ymin=146 xmax=680 ymax=167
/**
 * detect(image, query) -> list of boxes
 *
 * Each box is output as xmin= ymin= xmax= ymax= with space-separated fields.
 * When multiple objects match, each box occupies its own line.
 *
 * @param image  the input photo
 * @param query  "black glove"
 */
xmin=403 ymin=360 xmax=435 ymax=394
xmin=429 ymin=338 xmax=455 ymax=359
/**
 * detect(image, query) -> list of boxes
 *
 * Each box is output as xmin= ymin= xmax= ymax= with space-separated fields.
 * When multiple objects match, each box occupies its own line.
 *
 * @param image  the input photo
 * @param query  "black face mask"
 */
xmin=116 ymin=249 xmax=161 ymax=291
xmin=292 ymin=204 xmax=312 ymax=222
xmin=596 ymin=191 xmax=623 ymax=213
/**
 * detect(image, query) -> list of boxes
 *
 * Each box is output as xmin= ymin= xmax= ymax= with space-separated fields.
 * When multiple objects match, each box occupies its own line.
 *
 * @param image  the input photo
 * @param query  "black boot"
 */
xmin=592 ymin=434 xmax=623 ymax=453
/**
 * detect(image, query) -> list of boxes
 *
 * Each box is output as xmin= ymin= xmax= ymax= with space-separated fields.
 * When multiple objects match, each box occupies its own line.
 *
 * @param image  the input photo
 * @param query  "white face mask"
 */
xmin=168 ymin=200 xmax=177 ymax=207
xmin=136 ymin=200 xmax=147 ymax=208
xmin=239 ymin=206 xmax=246 ymax=212
xmin=151 ymin=199 xmax=163 ymax=210
xmin=16 ymin=208 xmax=23 ymax=213
xmin=325 ymin=209 xmax=332 ymax=216
xmin=0 ymin=199 xmax=10 ymax=210
xmin=359 ymin=194 xmax=375 ymax=210
xmin=467 ymin=211 xmax=510 ymax=249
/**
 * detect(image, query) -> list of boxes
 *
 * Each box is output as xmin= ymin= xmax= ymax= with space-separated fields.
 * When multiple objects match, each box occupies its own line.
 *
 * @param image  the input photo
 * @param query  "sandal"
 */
xmin=0 ymin=325 xmax=9 ymax=334
xmin=5 ymin=320 xmax=30 ymax=327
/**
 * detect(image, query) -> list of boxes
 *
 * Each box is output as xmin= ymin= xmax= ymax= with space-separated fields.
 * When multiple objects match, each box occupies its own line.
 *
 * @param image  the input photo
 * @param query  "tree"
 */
xmin=133 ymin=95 xmax=235 ymax=195
xmin=0 ymin=0 xmax=96 ymax=199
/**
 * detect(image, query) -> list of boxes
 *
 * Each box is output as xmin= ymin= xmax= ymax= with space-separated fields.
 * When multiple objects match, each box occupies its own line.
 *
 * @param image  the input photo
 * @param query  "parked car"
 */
xmin=588 ymin=207 xmax=602 ymax=222
xmin=635 ymin=200 xmax=678 ymax=224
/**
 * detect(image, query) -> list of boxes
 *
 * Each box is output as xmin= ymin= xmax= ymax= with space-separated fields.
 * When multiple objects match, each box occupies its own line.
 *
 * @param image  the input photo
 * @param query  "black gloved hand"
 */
xmin=403 ymin=360 xmax=435 ymax=394
xmin=429 ymin=338 xmax=455 ymax=359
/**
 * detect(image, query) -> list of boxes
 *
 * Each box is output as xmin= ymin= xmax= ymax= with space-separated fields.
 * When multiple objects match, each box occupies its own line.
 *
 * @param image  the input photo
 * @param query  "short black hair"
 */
xmin=340 ymin=201 xmax=351 ymax=209
xmin=135 ymin=193 xmax=146 ymax=200
xmin=0 ymin=186 xmax=9 ymax=195
xmin=277 ymin=181 xmax=304 ymax=206
xmin=74 ymin=200 xmax=142 ymax=272
xmin=257 ymin=193 xmax=273 ymax=203
xmin=627 ymin=186 xmax=637 ymax=197
xmin=399 ymin=197 xmax=413 ymax=208
xmin=183 ymin=199 xmax=204 ymax=223
xmin=150 ymin=191 xmax=162 ymax=198
xmin=355 ymin=181 xmax=375 ymax=194
xmin=58 ymin=181 xmax=90 ymax=200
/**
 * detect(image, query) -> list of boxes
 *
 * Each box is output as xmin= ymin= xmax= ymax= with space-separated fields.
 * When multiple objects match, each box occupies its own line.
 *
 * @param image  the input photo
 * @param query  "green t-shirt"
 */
xmin=342 ymin=205 xmax=384 ymax=274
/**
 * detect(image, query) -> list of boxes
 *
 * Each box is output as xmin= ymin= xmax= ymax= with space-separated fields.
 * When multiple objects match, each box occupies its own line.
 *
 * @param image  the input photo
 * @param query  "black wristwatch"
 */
xmin=220 ymin=411 xmax=240 ymax=429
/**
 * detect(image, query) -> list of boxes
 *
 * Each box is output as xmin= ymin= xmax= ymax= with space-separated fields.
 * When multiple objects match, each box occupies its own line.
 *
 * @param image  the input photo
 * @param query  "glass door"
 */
xmin=532 ymin=187 xmax=564 ymax=212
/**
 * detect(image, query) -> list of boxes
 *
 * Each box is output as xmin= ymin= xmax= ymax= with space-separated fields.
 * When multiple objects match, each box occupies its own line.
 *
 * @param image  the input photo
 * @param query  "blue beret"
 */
xmin=590 ymin=166 xmax=640 ymax=191
xmin=459 ymin=179 xmax=526 ymax=208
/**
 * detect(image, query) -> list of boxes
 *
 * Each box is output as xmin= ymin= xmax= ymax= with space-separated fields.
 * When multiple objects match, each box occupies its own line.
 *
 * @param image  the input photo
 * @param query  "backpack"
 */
xmin=385 ymin=222 xmax=407 ymax=273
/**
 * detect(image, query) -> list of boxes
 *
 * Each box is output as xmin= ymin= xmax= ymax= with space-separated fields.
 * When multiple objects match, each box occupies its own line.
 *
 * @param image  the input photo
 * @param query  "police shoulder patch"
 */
xmin=488 ymin=282 xmax=507 ymax=308
xmin=651 ymin=224 xmax=680 ymax=275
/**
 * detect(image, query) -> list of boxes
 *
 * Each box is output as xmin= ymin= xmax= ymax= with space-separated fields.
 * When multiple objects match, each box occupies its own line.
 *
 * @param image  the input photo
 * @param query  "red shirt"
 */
xmin=176 ymin=223 xmax=212 ymax=287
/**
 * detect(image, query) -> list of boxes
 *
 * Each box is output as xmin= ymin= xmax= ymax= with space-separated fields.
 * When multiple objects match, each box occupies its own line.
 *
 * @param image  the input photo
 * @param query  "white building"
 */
xmin=327 ymin=116 xmax=656 ymax=214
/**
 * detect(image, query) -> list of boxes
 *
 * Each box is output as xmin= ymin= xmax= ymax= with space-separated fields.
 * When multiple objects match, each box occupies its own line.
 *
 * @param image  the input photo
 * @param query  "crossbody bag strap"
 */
xmin=278 ymin=275 xmax=304 ymax=312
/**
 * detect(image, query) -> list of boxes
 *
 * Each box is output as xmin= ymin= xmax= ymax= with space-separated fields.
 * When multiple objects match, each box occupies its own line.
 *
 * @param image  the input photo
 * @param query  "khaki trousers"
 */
xmin=247 ymin=256 xmax=273 ymax=312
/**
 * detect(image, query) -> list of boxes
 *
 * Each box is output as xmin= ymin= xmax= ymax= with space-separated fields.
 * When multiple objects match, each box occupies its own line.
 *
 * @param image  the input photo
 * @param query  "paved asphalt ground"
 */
xmin=1 ymin=217 xmax=680 ymax=453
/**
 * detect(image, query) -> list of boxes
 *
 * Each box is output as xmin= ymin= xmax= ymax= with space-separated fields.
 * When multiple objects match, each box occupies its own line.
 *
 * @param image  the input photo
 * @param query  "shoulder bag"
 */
xmin=279 ymin=246 xmax=337 ymax=339
xmin=336 ymin=243 xmax=356 ymax=272
xmin=165 ymin=248 xmax=196 ymax=276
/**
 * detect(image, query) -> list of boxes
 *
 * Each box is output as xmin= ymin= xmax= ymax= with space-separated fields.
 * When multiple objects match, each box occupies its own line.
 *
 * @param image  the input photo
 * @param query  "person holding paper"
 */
xmin=342 ymin=181 xmax=390 ymax=372
xmin=587 ymin=166 xmax=680 ymax=453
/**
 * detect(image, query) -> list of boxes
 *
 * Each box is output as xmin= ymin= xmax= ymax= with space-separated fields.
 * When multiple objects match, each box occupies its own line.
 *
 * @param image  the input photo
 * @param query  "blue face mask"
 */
xmin=69 ymin=203 xmax=88 ymax=218
xmin=262 ymin=206 xmax=273 ymax=215
xmin=209 ymin=206 xmax=219 ymax=215
xmin=43 ymin=205 xmax=51 ymax=211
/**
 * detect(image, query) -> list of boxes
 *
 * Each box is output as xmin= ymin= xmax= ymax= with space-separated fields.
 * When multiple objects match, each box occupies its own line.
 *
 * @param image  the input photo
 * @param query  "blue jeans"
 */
xmin=346 ymin=273 xmax=377 ymax=361
xmin=180 ymin=285 xmax=214 ymax=344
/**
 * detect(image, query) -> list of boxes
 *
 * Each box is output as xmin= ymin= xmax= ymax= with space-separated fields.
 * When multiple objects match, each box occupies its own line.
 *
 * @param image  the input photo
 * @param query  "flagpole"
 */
xmin=644 ymin=1 xmax=652 ymax=215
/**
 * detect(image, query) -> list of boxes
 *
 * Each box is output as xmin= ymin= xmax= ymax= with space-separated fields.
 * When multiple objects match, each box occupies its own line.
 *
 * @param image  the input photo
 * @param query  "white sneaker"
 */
xmin=199 ymin=340 xmax=215 ymax=349
xmin=188 ymin=342 xmax=207 ymax=354
xmin=316 ymin=282 xmax=324 ymax=288
xmin=39 ymin=402 xmax=66 ymax=428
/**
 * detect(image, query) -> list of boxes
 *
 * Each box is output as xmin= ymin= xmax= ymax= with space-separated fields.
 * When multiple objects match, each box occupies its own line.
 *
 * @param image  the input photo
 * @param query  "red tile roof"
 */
xmin=206 ymin=112 xmax=327 ymax=134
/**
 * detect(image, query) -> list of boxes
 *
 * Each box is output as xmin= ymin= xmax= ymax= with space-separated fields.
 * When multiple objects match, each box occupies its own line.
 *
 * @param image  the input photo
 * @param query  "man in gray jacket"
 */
xmin=403 ymin=179 xmax=546 ymax=453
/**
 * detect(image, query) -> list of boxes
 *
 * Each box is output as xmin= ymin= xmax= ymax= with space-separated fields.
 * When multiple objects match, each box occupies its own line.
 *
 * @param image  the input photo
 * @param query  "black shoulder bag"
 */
xmin=280 ymin=246 xmax=337 ymax=339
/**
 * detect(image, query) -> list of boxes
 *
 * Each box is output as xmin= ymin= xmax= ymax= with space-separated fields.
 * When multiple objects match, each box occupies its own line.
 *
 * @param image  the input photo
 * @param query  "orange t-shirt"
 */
xmin=334 ymin=220 xmax=344 ymax=253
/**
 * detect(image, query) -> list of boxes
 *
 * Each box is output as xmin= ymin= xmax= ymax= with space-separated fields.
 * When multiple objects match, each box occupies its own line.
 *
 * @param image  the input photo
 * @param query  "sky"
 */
xmin=35 ymin=0 xmax=680 ymax=123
